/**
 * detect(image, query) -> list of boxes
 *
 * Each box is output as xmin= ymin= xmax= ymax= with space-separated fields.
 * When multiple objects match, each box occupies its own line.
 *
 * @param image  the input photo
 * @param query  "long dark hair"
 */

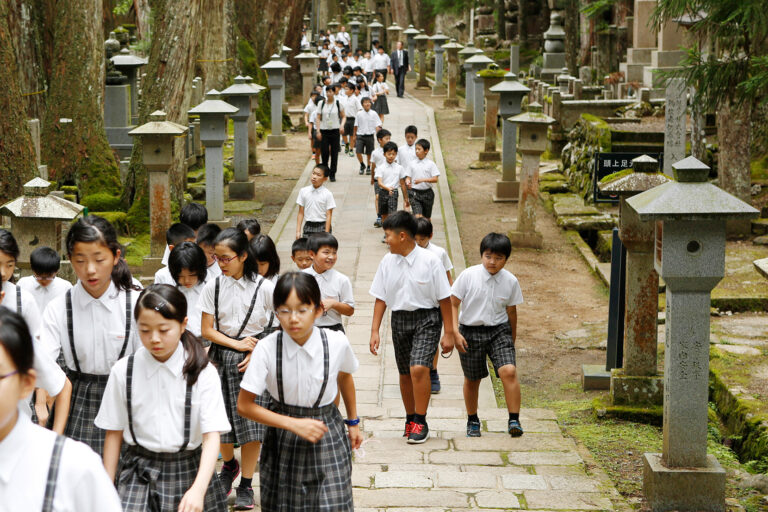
xmin=251 ymin=234 xmax=280 ymax=279
xmin=135 ymin=284 xmax=208 ymax=385
xmin=0 ymin=308 xmax=34 ymax=375
xmin=66 ymin=216 xmax=140 ymax=292
xmin=213 ymin=228 xmax=260 ymax=282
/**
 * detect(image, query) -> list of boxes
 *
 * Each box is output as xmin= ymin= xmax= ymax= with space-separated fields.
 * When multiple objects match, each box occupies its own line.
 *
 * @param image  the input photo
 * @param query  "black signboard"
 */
xmin=593 ymin=152 xmax=663 ymax=203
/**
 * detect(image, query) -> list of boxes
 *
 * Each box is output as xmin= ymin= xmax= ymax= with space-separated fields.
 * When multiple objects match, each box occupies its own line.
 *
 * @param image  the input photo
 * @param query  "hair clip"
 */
xmin=154 ymin=301 xmax=166 ymax=312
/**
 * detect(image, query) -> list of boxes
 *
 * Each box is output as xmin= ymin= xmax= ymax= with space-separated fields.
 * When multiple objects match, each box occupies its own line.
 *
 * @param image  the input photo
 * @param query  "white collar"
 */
xmin=0 ymin=407 xmax=32 ymax=484
xmin=283 ymin=327 xmax=322 ymax=361
xmin=75 ymin=280 xmax=119 ymax=309
xmin=482 ymin=266 xmax=502 ymax=282
xmin=397 ymin=245 xmax=420 ymax=267
xmin=141 ymin=343 xmax=185 ymax=379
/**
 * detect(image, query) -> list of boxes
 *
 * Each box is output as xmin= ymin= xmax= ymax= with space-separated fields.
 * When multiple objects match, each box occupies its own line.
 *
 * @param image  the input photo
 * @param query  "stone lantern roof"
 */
xmin=429 ymin=32 xmax=449 ymax=43
xmin=403 ymin=24 xmax=420 ymax=36
xmin=490 ymin=72 xmax=530 ymax=93
xmin=221 ymin=76 xmax=265 ymax=96
xmin=110 ymin=49 xmax=147 ymax=68
xmin=188 ymin=90 xmax=239 ymax=115
xmin=348 ymin=18 xmax=362 ymax=29
xmin=0 ymin=179 xmax=84 ymax=220
xmin=507 ymin=102 xmax=555 ymax=124
xmin=261 ymin=55 xmax=291 ymax=71
xmin=367 ymin=18 xmax=384 ymax=29
xmin=129 ymin=110 xmax=188 ymax=135
xmin=442 ymin=39 xmax=464 ymax=51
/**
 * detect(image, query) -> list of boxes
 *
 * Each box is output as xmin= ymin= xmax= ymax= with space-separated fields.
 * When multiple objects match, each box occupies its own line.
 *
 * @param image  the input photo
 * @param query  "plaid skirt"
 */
xmin=373 ymin=94 xmax=389 ymax=115
xmin=118 ymin=445 xmax=227 ymax=512
xmin=260 ymin=401 xmax=352 ymax=511
xmin=209 ymin=346 xmax=268 ymax=444
xmin=65 ymin=371 xmax=110 ymax=456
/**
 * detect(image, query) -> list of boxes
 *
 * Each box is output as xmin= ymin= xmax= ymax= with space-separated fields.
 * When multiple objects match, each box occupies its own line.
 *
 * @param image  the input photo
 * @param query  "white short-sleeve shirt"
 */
xmin=341 ymin=93 xmax=362 ymax=119
xmin=0 ymin=408 xmax=122 ymax=512
xmin=426 ymin=242 xmax=453 ymax=272
xmin=241 ymin=328 xmax=359 ymax=407
xmin=362 ymin=57 xmax=373 ymax=73
xmin=297 ymin=185 xmax=336 ymax=222
xmin=1 ymin=280 xmax=42 ymax=340
xmin=370 ymin=52 xmax=390 ymax=69
xmin=206 ymin=261 xmax=222 ymax=279
xmin=398 ymin=143 xmax=417 ymax=172
xmin=199 ymin=274 xmax=274 ymax=338
xmin=407 ymin=157 xmax=441 ymax=190
xmin=317 ymin=98 xmax=344 ymax=130
xmin=95 ymin=345 xmax=231 ymax=452
xmin=371 ymin=147 xmax=385 ymax=174
xmin=16 ymin=276 xmax=72 ymax=317
xmin=40 ymin=281 xmax=140 ymax=375
xmin=377 ymin=161 xmax=406 ymax=190
xmin=18 ymin=347 xmax=68 ymax=419
xmin=372 ymin=82 xmax=389 ymax=96
xmin=303 ymin=267 xmax=355 ymax=327
xmin=304 ymin=99 xmax=318 ymax=116
xmin=153 ymin=266 xmax=174 ymax=285
xmin=451 ymin=264 xmax=524 ymax=326
xmin=369 ymin=245 xmax=452 ymax=311
xmin=355 ymin=109 xmax=382 ymax=135
xmin=179 ymin=279 xmax=207 ymax=338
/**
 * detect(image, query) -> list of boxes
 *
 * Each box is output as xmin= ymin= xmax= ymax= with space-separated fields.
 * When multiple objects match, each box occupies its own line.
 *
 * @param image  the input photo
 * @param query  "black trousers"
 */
xmin=320 ymin=128 xmax=340 ymax=179
xmin=394 ymin=67 xmax=406 ymax=97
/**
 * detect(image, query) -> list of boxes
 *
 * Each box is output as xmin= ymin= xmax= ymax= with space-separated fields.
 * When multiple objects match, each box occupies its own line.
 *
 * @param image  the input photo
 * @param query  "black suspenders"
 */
xmin=276 ymin=330 xmax=330 ymax=408
xmin=214 ymin=276 xmax=266 ymax=340
xmin=41 ymin=435 xmax=66 ymax=512
xmin=16 ymin=286 xmax=21 ymax=314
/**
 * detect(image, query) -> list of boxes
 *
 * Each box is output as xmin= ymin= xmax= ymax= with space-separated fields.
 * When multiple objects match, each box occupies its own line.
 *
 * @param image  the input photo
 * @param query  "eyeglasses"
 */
xmin=276 ymin=307 xmax=315 ymax=319
xmin=0 ymin=370 xmax=18 ymax=382
xmin=213 ymin=255 xmax=237 ymax=264
xmin=34 ymin=274 xmax=55 ymax=282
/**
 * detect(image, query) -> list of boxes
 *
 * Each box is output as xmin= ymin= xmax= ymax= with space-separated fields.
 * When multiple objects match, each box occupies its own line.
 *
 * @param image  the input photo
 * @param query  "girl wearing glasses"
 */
xmin=199 ymin=228 xmax=274 ymax=509
xmin=237 ymin=272 xmax=361 ymax=511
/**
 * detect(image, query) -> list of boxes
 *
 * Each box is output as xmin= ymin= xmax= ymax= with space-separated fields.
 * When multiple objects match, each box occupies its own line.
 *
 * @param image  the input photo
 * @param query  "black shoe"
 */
xmin=508 ymin=419 xmax=524 ymax=437
xmin=430 ymin=369 xmax=441 ymax=394
xmin=365 ymin=166 xmax=371 ymax=175
xmin=467 ymin=419 xmax=482 ymax=437
xmin=403 ymin=420 xmax=413 ymax=437
xmin=234 ymin=486 xmax=255 ymax=510
xmin=218 ymin=459 xmax=240 ymax=496
xmin=359 ymin=163 xmax=366 ymax=175
xmin=374 ymin=217 xmax=382 ymax=228
xmin=407 ymin=421 xmax=429 ymax=444
xmin=330 ymin=176 xmax=336 ymax=182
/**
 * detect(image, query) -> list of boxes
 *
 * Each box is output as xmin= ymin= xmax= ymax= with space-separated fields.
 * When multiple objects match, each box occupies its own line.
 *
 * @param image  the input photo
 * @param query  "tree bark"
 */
xmin=195 ymin=0 xmax=236 ymax=90
xmin=564 ymin=0 xmax=579 ymax=74
xmin=6 ymin=0 xmax=47 ymax=120
xmin=717 ymin=98 xmax=752 ymax=203
xmin=0 ymin=1 xmax=37 ymax=202
xmin=518 ymin=0 xmax=527 ymax=44
xmin=41 ymin=0 xmax=120 ymax=197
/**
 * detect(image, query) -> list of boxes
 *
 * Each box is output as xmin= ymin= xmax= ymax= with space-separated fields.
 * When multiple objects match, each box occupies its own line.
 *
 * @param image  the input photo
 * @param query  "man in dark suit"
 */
xmin=389 ymin=41 xmax=410 ymax=98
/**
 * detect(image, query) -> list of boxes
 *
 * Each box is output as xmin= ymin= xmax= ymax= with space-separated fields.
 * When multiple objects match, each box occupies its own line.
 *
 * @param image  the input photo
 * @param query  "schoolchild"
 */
xmin=296 ymin=164 xmax=336 ymax=239
xmin=315 ymin=84 xmax=346 ymax=182
xmin=195 ymin=223 xmax=223 ymax=280
xmin=291 ymin=238 xmax=313 ymax=271
xmin=341 ymin=82 xmax=362 ymax=156
xmin=376 ymin=142 xmax=410 ymax=223
xmin=398 ymin=125 xmax=418 ymax=172
xmin=238 ymin=272 xmax=362 ymax=511
xmin=237 ymin=218 xmax=261 ymax=241
xmin=405 ymin=138 xmax=441 ymax=221
xmin=318 ymin=41 xmax=330 ymax=75
xmin=370 ymin=45 xmax=390 ymax=82
xmin=180 ymin=202 xmax=209 ymax=234
xmin=370 ymin=128 xmax=392 ymax=227
xmin=369 ymin=211 xmax=456 ymax=443
xmin=0 ymin=230 xmax=42 ymax=337
xmin=352 ymin=66 xmax=364 ymax=85
xmin=354 ymin=96 xmax=382 ymax=175
xmin=0 ymin=308 xmax=122 ymax=512
xmin=168 ymin=242 xmax=209 ymax=338
xmin=304 ymin=90 xmax=322 ymax=159
xmin=199 ymin=228 xmax=275 ymax=508
xmin=357 ymin=76 xmax=372 ymax=99
xmin=303 ymin=233 xmax=354 ymax=333
xmin=362 ymin=50 xmax=374 ymax=82
xmin=40 ymin=216 xmax=141 ymax=455
xmin=96 ymin=285 xmax=229 ymax=512
xmin=330 ymin=61 xmax=343 ymax=83
xmin=372 ymin=72 xmax=390 ymax=121
xmin=251 ymin=234 xmax=281 ymax=286
xmin=337 ymin=26 xmax=351 ymax=48
xmin=414 ymin=217 xmax=454 ymax=394
xmin=154 ymin=223 xmax=196 ymax=285
xmin=451 ymin=233 xmax=524 ymax=438
xmin=308 ymin=107 xmax=321 ymax=165
xmin=17 ymin=246 xmax=72 ymax=320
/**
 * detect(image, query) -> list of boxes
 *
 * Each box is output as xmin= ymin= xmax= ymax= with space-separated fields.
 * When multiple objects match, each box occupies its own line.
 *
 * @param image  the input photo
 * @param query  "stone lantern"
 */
xmin=464 ymin=53 xmax=494 ymax=138
xmin=279 ymin=45 xmax=292 ymax=106
xmin=349 ymin=18 xmax=362 ymax=51
xmin=429 ymin=31 xmax=450 ymax=96
xmin=110 ymin=49 xmax=147 ymax=125
xmin=479 ymin=70 xmax=505 ymax=162
xmin=261 ymin=54 xmax=291 ymax=150
xmin=0 ymin=178 xmax=84 ymax=266
xmin=367 ymin=18 xmax=383 ymax=48
xmin=626 ymin=156 xmax=758 ymax=512
xmin=303 ymin=15 xmax=312 ymax=42
xmin=327 ymin=20 xmax=340 ymax=35
xmin=441 ymin=39 xmax=463 ymax=108
xmin=221 ymin=76 xmax=265 ymax=200
xmin=294 ymin=50 xmax=321 ymax=100
xmin=599 ymin=155 xmax=669 ymax=406
xmin=243 ymin=75 xmax=265 ymax=175
xmin=128 ymin=111 xmax=188 ymax=261
xmin=403 ymin=25 xmax=420 ymax=79
xmin=491 ymin=73 xmax=530 ymax=201
xmin=507 ymin=103 xmax=555 ymax=249
xmin=386 ymin=22 xmax=403 ymax=53
xmin=414 ymin=30 xmax=430 ymax=89
xmin=459 ymin=42 xmax=483 ymax=124
xmin=188 ymin=91 xmax=238 ymax=225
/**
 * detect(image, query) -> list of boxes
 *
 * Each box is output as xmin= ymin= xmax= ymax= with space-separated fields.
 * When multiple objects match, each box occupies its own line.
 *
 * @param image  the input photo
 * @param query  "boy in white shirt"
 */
xmin=405 ymin=138 xmax=441 ymax=221
xmin=451 ymin=233 xmax=524 ymax=438
xmin=362 ymin=51 xmax=374 ymax=82
xmin=17 ymin=246 xmax=72 ymax=314
xmin=370 ymin=129 xmax=392 ymax=227
xmin=195 ymin=223 xmax=223 ymax=280
xmin=341 ymin=82 xmax=362 ymax=156
xmin=398 ymin=125 xmax=418 ymax=173
xmin=296 ymin=164 xmax=337 ymax=239
xmin=354 ymin=96 xmax=382 ymax=175
xmin=370 ymin=45 xmax=390 ymax=81
xmin=153 ymin=223 xmax=196 ymax=285
xmin=303 ymin=233 xmax=354 ymax=332
xmin=376 ymin=142 xmax=410 ymax=223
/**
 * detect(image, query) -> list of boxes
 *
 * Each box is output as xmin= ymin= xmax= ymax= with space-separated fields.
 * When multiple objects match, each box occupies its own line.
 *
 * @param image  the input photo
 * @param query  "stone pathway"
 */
xmin=265 ymin=93 xmax=623 ymax=511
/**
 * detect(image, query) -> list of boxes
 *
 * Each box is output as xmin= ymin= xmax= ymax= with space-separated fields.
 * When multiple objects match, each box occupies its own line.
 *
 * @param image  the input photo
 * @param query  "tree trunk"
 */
xmin=717 ymin=98 xmax=753 ymax=236
xmin=6 ymin=0 xmax=47 ymax=120
xmin=564 ymin=0 xmax=579 ymax=74
xmin=518 ymin=0 xmax=527 ymax=44
xmin=195 ymin=0 xmax=236 ymax=90
xmin=0 ymin=1 xmax=37 ymax=202
xmin=41 ymin=0 xmax=120 ymax=198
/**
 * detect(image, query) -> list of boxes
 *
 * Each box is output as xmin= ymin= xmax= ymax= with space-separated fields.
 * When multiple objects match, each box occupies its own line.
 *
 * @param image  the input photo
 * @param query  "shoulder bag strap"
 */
xmin=276 ymin=331 xmax=284 ymax=404
xmin=214 ymin=277 xmax=221 ymax=331
xmin=177 ymin=378 xmax=193 ymax=453
xmin=16 ymin=286 xmax=21 ymax=314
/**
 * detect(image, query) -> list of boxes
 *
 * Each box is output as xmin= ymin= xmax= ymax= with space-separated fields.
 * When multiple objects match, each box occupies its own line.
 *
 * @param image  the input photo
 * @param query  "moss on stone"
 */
xmin=599 ymin=168 xmax=634 ymax=183
xmin=80 ymin=193 xmax=124 ymax=212
xmin=477 ymin=65 xmax=506 ymax=78
xmin=592 ymin=397 xmax=663 ymax=426
xmin=93 ymin=211 xmax=128 ymax=234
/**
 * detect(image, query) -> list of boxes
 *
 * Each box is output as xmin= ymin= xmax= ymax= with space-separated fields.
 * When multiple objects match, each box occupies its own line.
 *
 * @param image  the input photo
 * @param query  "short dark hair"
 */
xmin=0 ymin=308 xmax=34 ymax=375
xmin=180 ymin=203 xmax=208 ymax=231
xmin=383 ymin=141 xmax=398 ymax=154
xmin=166 ymin=223 xmax=196 ymax=247
xmin=361 ymin=96 xmax=372 ymax=104
xmin=382 ymin=211 xmax=417 ymax=238
xmin=273 ymin=272 xmax=321 ymax=310
xmin=414 ymin=217 xmax=433 ymax=238
xmin=480 ymin=232 xmax=512 ymax=259
xmin=308 ymin=232 xmax=338 ymax=253
xmin=292 ymin=237 xmax=309 ymax=255
xmin=236 ymin=218 xmax=261 ymax=237
xmin=195 ymin=223 xmax=221 ymax=247
xmin=30 ymin=247 xmax=61 ymax=274
xmin=250 ymin=234 xmax=280 ymax=279
xmin=345 ymin=82 xmax=356 ymax=90
xmin=416 ymin=138 xmax=431 ymax=152
xmin=339 ymin=76 xmax=348 ymax=84
xmin=331 ymin=62 xmax=341 ymax=72
xmin=168 ymin=242 xmax=208 ymax=285
xmin=315 ymin=164 xmax=330 ymax=177
xmin=405 ymin=125 xmax=418 ymax=136
xmin=376 ymin=128 xmax=391 ymax=140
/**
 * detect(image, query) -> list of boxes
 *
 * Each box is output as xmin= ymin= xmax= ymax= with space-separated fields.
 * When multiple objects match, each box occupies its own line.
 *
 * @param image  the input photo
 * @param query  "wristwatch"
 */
xmin=344 ymin=417 xmax=360 ymax=426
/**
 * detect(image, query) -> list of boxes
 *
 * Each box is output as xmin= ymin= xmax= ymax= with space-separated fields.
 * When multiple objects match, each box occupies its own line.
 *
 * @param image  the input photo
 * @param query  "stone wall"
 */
xmin=561 ymin=114 xmax=612 ymax=201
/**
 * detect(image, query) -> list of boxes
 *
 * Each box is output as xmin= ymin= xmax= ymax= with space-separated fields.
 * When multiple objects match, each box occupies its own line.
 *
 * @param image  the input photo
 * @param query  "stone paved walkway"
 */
xmin=265 ymin=93 xmax=623 ymax=511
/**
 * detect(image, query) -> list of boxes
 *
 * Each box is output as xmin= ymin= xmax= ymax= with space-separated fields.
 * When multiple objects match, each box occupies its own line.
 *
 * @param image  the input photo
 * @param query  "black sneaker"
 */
xmin=234 ymin=486 xmax=255 ymax=510
xmin=407 ymin=421 xmax=429 ymax=444
xmin=430 ymin=369 xmax=441 ymax=394
xmin=374 ymin=217 xmax=382 ymax=228
xmin=359 ymin=163 xmax=366 ymax=175
xmin=508 ymin=419 xmax=524 ymax=437
xmin=467 ymin=419 xmax=482 ymax=437
xmin=365 ymin=166 xmax=371 ymax=175
xmin=330 ymin=176 xmax=336 ymax=182
xmin=403 ymin=420 xmax=413 ymax=437
xmin=218 ymin=459 xmax=240 ymax=496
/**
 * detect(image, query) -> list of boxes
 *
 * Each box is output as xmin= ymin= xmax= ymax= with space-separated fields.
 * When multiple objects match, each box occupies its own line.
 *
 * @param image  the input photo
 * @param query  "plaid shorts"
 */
xmin=409 ymin=188 xmax=436 ymax=218
xmin=303 ymin=220 xmax=328 ymax=238
xmin=378 ymin=188 xmax=399 ymax=215
xmin=65 ymin=372 xmax=110 ymax=456
xmin=390 ymin=308 xmax=442 ymax=375
xmin=458 ymin=323 xmax=516 ymax=381
xmin=356 ymin=134 xmax=375 ymax=155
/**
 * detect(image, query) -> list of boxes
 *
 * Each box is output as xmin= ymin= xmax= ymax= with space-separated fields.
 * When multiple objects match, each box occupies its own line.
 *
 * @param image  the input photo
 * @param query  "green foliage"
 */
xmin=80 ymin=193 xmax=123 ymax=212
xmin=113 ymin=0 xmax=133 ymax=16
xmin=580 ymin=0 xmax=617 ymax=19
xmin=126 ymin=194 xmax=150 ymax=234
xmin=236 ymin=39 xmax=273 ymax=130
xmin=421 ymin=0 xmax=475 ymax=17
xmin=95 ymin=212 xmax=128 ymax=234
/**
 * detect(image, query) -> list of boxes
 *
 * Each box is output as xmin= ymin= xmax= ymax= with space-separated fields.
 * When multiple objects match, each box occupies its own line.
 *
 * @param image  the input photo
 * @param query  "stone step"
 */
xmin=752 ymin=218 xmax=768 ymax=236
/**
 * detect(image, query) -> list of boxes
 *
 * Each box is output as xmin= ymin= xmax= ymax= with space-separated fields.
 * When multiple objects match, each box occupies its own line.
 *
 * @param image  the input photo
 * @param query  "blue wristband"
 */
xmin=344 ymin=417 xmax=360 ymax=426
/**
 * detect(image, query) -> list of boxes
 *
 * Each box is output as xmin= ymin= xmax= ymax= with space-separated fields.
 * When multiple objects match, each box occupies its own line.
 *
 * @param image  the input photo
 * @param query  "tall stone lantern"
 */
xmin=386 ymin=22 xmax=403 ymax=53
xmin=479 ymin=70 xmax=505 ymax=162
xmin=221 ymin=76 xmax=265 ymax=200
xmin=261 ymin=54 xmax=291 ymax=150
xmin=188 ymin=91 xmax=238 ymax=225
xmin=429 ymin=31 xmax=450 ymax=96
xmin=459 ymin=42 xmax=483 ymax=124
xmin=442 ymin=39 xmax=464 ymax=108
xmin=368 ymin=18 xmax=383 ymax=48
xmin=491 ymin=72 xmax=530 ymax=202
xmin=110 ymin=49 xmax=147 ymax=125
xmin=465 ymin=54 xmax=494 ymax=138
xmin=128 ymin=111 xmax=189 ymax=260
xmin=349 ymin=18 xmax=362 ymax=51
xmin=507 ymin=103 xmax=555 ymax=249
xmin=403 ymin=25 xmax=420 ymax=79
xmin=414 ymin=30 xmax=430 ymax=89
xmin=294 ymin=50 xmax=321 ymax=100
xmin=627 ymin=156 xmax=758 ymax=512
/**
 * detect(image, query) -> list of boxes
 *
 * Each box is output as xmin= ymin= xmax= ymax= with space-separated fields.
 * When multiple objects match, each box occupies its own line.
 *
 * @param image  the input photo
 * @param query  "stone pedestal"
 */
xmin=205 ymin=145 xmax=228 ymax=222
xmin=262 ymin=54 xmax=291 ymax=150
xmin=105 ymin=84 xmax=134 ymax=159
xmin=470 ymin=74 xmax=485 ymax=139
xmin=541 ymin=11 xmax=566 ymax=82
xmin=415 ymin=31 xmax=430 ymax=89
xmin=459 ymin=43 xmax=482 ymax=124
xmin=491 ymin=73 xmax=529 ymax=202
xmin=479 ymin=75 xmax=503 ymax=162
xmin=222 ymin=76 xmax=264 ymax=200
xmin=442 ymin=40 xmax=463 ymax=108
xmin=248 ymin=114 xmax=264 ymax=174
xmin=643 ymin=454 xmax=726 ymax=512
xmin=148 ymin=170 xmax=171 ymax=257
xmin=621 ymin=3 xmax=657 ymax=84
xmin=644 ymin=21 xmax=686 ymax=88
xmin=403 ymin=25 xmax=419 ymax=79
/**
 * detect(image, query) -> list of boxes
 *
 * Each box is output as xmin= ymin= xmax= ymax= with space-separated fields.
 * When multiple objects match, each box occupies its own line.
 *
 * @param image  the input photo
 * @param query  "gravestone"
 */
xmin=541 ymin=11 xmax=566 ymax=82
xmin=27 ymin=120 xmax=41 ymax=168
xmin=442 ymin=40 xmax=463 ymax=108
xmin=509 ymin=44 xmax=520 ymax=76
xmin=491 ymin=73 xmax=530 ymax=202
xmin=459 ymin=42 xmax=483 ymax=124
xmin=644 ymin=21 xmax=686 ymax=88
xmin=104 ymin=81 xmax=133 ymax=159
xmin=662 ymin=78 xmax=687 ymax=177
xmin=261 ymin=54 xmax=291 ymax=150
xmin=111 ymin=49 xmax=147 ymax=125
xmin=430 ymin=32 xmax=449 ymax=96
xmin=620 ymin=0 xmax=657 ymax=84
xmin=403 ymin=25 xmax=420 ymax=79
